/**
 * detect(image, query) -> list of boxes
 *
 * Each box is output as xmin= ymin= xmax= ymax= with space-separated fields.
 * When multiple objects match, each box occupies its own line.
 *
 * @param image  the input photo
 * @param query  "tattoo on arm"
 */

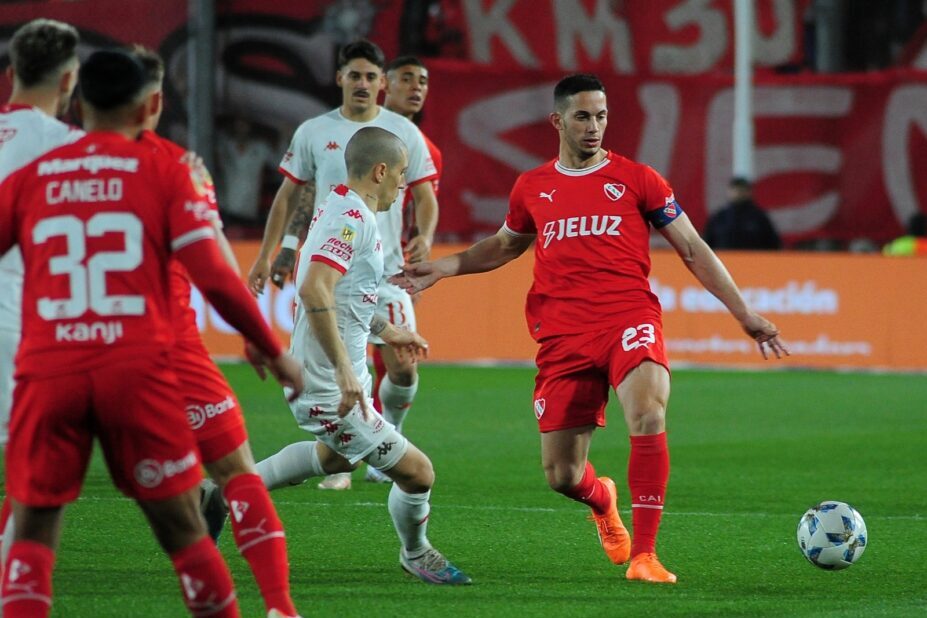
xmin=369 ymin=314 xmax=389 ymax=336
xmin=307 ymin=305 xmax=335 ymax=314
xmin=286 ymin=181 xmax=317 ymax=240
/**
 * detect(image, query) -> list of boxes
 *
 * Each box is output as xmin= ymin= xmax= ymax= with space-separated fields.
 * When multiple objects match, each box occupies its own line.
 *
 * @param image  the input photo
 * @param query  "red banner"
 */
xmin=454 ymin=0 xmax=810 ymax=74
xmin=419 ymin=64 xmax=927 ymax=245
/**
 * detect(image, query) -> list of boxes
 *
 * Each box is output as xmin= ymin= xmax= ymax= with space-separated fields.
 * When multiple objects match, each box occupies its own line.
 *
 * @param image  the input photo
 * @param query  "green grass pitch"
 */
xmin=9 ymin=364 xmax=927 ymax=616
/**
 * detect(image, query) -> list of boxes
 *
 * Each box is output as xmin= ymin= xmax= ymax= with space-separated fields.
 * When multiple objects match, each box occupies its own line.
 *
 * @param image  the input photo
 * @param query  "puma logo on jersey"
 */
xmin=541 ymin=215 xmax=622 ymax=249
xmin=539 ymin=189 xmax=556 ymax=202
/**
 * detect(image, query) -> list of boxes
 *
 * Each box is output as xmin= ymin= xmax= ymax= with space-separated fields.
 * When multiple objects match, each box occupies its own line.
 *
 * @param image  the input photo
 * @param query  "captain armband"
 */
xmin=645 ymin=198 xmax=684 ymax=229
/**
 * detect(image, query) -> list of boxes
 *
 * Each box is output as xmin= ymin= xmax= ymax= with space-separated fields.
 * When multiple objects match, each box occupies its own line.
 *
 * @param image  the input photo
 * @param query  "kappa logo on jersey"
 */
xmin=541 ymin=215 xmax=622 ymax=248
xmin=534 ymin=398 xmax=546 ymax=419
xmin=375 ymin=239 xmax=381 ymax=252
xmin=341 ymin=225 xmax=356 ymax=242
xmin=320 ymin=236 xmax=354 ymax=261
xmin=344 ymin=209 xmax=364 ymax=220
xmin=325 ymin=141 xmax=340 ymax=150
xmin=231 ymin=500 xmax=249 ymax=523
xmin=185 ymin=395 xmax=236 ymax=430
xmin=539 ymin=189 xmax=557 ymax=202
xmin=134 ymin=450 xmax=198 ymax=489
xmin=282 ymin=151 xmax=293 ymax=163
xmin=0 ymin=127 xmax=17 ymax=147
xmin=603 ymin=183 xmax=625 ymax=201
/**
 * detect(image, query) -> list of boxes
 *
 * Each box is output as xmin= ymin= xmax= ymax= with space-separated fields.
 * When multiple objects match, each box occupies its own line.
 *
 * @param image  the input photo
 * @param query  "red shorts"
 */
xmin=173 ymin=339 xmax=247 ymax=463
xmin=533 ymin=314 xmax=669 ymax=433
xmin=6 ymin=354 xmax=201 ymax=506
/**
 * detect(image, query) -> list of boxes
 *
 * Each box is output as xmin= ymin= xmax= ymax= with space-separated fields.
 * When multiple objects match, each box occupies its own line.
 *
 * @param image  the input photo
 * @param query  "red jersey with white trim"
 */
xmin=0 ymin=132 xmax=215 ymax=378
xmin=139 ymin=130 xmax=221 ymax=343
xmin=401 ymin=130 xmax=442 ymax=243
xmin=504 ymin=151 xmax=681 ymax=341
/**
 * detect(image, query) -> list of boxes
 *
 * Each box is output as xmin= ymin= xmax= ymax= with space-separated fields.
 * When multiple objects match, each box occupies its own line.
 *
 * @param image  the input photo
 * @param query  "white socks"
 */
xmin=379 ymin=376 xmax=417 ymax=433
xmin=256 ymin=441 xmax=325 ymax=490
xmin=388 ymin=484 xmax=431 ymax=557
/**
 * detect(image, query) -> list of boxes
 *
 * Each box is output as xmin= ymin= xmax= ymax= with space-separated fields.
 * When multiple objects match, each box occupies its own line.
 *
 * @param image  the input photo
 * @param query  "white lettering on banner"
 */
xmin=46 ymin=178 xmax=123 ymax=204
xmin=705 ymin=86 xmax=853 ymax=235
xmin=636 ymin=84 xmax=680 ymax=174
xmin=650 ymin=279 xmax=838 ymax=315
xmin=651 ymin=0 xmax=727 ymax=74
xmin=882 ymin=85 xmax=927 ymax=228
xmin=553 ymin=0 xmax=634 ymax=73
xmin=55 ymin=320 xmax=124 ymax=344
xmin=462 ymin=0 xmax=539 ymax=68
xmin=667 ymin=335 xmax=872 ymax=357
xmin=752 ymin=0 xmax=796 ymax=66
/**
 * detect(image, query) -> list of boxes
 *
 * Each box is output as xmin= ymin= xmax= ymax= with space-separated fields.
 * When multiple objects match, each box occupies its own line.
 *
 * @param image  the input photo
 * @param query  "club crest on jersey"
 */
xmin=603 ymin=183 xmax=625 ymax=201
xmin=341 ymin=225 xmax=356 ymax=242
xmin=534 ymin=398 xmax=546 ymax=419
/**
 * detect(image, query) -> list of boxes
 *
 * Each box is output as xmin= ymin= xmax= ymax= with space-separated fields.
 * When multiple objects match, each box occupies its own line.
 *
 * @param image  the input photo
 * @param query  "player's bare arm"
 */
xmin=270 ymin=180 xmax=317 ymax=287
xmin=660 ymin=213 xmax=789 ymax=359
xmin=302 ymin=260 xmax=370 ymax=418
xmin=391 ymin=227 xmax=533 ymax=294
xmin=371 ymin=314 xmax=429 ymax=362
xmin=248 ymin=176 xmax=303 ymax=295
xmin=404 ymin=181 xmax=438 ymax=263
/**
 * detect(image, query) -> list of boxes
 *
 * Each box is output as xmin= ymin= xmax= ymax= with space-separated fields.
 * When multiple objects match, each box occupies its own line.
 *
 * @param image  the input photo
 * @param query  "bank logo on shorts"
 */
xmin=186 ymin=395 xmax=236 ymax=430
xmin=534 ymin=398 xmax=546 ymax=419
xmin=622 ymin=323 xmax=656 ymax=351
xmin=134 ymin=451 xmax=198 ymax=488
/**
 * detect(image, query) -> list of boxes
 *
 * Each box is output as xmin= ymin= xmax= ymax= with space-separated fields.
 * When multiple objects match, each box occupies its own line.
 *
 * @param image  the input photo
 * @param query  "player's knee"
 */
xmin=544 ymin=463 xmax=583 ymax=494
xmin=629 ymin=403 xmax=666 ymax=435
xmin=387 ymin=364 xmax=417 ymax=386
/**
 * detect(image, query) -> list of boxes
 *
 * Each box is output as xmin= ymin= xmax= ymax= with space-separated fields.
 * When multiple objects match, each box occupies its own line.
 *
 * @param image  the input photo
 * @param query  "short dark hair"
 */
xmin=386 ymin=55 xmax=426 ymax=73
xmin=130 ymin=45 xmax=165 ymax=86
xmin=729 ymin=177 xmax=752 ymax=190
xmin=553 ymin=74 xmax=605 ymax=112
xmin=9 ymin=19 xmax=79 ymax=87
xmin=78 ymin=50 xmax=147 ymax=111
xmin=338 ymin=39 xmax=386 ymax=70
xmin=345 ymin=126 xmax=406 ymax=178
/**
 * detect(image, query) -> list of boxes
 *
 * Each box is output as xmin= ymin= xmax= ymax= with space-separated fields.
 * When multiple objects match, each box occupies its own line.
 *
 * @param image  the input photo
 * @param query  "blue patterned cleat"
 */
xmin=400 ymin=548 xmax=472 ymax=585
xmin=200 ymin=479 xmax=228 ymax=543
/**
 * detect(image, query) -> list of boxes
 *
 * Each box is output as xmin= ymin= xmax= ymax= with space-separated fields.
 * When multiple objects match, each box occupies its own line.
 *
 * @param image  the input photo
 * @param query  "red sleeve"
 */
xmin=174 ymin=238 xmax=283 ymax=359
xmin=503 ymin=173 xmax=536 ymax=235
xmin=0 ymin=168 xmax=23 ymax=255
xmin=640 ymin=165 xmax=675 ymax=214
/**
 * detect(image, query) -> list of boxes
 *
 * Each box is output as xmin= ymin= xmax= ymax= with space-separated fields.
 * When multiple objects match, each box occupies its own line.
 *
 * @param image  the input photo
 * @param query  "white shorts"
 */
xmin=368 ymin=282 xmax=416 ymax=346
xmin=0 ymin=328 xmax=18 ymax=446
xmin=289 ymin=397 xmax=409 ymax=469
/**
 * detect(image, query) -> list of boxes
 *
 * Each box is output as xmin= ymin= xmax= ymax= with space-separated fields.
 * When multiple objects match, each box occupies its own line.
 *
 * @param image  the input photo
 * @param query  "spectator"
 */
xmin=703 ymin=177 xmax=782 ymax=250
xmin=215 ymin=115 xmax=277 ymax=226
xmin=883 ymin=212 xmax=927 ymax=256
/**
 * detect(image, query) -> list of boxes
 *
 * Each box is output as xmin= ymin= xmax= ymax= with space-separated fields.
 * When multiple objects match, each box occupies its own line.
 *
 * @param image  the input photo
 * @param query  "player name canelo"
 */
xmin=46 ymin=178 xmax=123 ymax=204
xmin=541 ymin=215 xmax=622 ymax=248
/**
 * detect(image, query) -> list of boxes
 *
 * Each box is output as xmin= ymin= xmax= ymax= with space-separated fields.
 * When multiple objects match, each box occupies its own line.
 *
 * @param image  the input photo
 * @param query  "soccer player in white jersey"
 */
xmin=247 ymin=40 xmax=438 ymax=490
xmin=243 ymin=127 xmax=470 ymax=584
xmin=0 ymin=18 xmax=83 ymax=569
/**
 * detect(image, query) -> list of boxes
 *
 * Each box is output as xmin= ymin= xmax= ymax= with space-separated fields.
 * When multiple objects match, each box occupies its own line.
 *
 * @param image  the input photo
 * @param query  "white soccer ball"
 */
xmin=796 ymin=501 xmax=868 ymax=570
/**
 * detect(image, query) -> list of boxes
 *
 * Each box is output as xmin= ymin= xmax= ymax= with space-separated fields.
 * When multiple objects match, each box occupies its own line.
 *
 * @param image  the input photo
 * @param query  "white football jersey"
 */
xmin=290 ymin=186 xmax=383 ymax=405
xmin=0 ymin=105 xmax=83 ymax=331
xmin=279 ymin=106 xmax=436 ymax=278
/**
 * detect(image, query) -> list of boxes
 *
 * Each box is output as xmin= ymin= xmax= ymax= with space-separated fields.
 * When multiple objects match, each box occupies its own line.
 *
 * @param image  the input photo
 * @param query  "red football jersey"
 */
xmin=0 ymin=131 xmax=215 ymax=377
xmin=401 ymin=130 xmax=442 ymax=242
xmin=504 ymin=151 xmax=682 ymax=341
xmin=139 ymin=130 xmax=220 ymax=343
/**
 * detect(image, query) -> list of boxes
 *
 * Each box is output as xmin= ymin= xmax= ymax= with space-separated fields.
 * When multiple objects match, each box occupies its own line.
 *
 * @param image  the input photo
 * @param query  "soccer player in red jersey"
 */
xmin=392 ymin=74 xmax=789 ymax=584
xmin=132 ymin=47 xmax=300 ymax=618
xmin=0 ymin=50 xmax=303 ymax=617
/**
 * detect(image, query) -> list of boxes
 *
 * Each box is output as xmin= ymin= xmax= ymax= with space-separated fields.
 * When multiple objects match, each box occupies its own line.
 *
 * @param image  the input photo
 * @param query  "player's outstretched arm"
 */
xmin=405 ymin=181 xmax=438 ymax=263
xmin=659 ymin=214 xmax=789 ymax=360
xmin=371 ymin=315 xmax=429 ymax=363
xmin=270 ymin=180 xmax=316 ymax=288
xmin=390 ymin=227 xmax=533 ymax=294
xmin=248 ymin=176 xmax=303 ymax=295
xmin=176 ymin=238 xmax=305 ymax=398
xmin=301 ymin=261 xmax=370 ymax=419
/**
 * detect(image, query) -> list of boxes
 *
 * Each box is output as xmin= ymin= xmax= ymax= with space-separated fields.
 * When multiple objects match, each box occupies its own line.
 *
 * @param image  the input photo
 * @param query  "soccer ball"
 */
xmin=796 ymin=501 xmax=868 ymax=570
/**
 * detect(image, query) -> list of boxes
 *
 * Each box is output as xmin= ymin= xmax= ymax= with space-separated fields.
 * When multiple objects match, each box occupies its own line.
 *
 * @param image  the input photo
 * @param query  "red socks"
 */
xmin=170 ymin=537 xmax=238 ymax=617
xmin=561 ymin=461 xmax=612 ymax=515
xmin=628 ymin=432 xmax=670 ymax=556
xmin=2 ymin=540 xmax=55 ymax=618
xmin=224 ymin=473 xmax=295 ymax=616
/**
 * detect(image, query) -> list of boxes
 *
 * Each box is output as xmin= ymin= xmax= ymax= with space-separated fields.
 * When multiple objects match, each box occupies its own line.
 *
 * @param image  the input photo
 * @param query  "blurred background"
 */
xmin=2 ymin=0 xmax=926 ymax=370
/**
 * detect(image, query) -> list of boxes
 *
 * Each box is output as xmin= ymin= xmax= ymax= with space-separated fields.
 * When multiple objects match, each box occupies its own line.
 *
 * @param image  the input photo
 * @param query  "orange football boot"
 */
xmin=626 ymin=552 xmax=677 ymax=583
xmin=587 ymin=476 xmax=631 ymax=564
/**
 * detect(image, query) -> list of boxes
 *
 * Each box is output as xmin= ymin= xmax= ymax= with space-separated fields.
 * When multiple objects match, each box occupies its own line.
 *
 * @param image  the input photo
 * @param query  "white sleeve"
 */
xmin=279 ymin=121 xmax=314 ymax=184
xmin=305 ymin=208 xmax=363 ymax=274
xmin=403 ymin=124 xmax=436 ymax=186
